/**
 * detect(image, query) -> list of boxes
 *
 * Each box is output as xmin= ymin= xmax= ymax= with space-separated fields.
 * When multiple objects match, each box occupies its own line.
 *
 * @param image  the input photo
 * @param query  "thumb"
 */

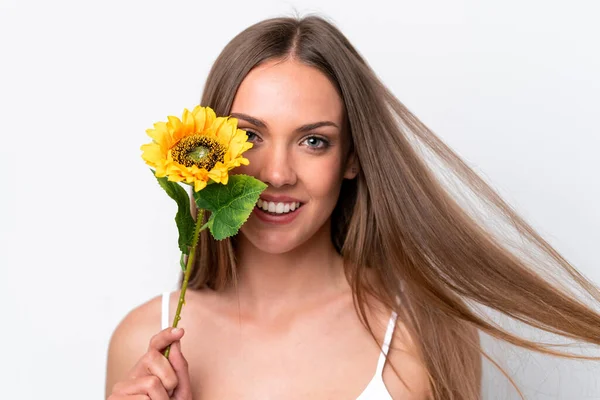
xmin=170 ymin=340 xmax=193 ymax=400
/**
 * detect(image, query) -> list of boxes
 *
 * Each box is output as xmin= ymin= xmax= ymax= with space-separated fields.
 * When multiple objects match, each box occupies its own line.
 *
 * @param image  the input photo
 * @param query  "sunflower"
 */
xmin=141 ymin=106 xmax=253 ymax=192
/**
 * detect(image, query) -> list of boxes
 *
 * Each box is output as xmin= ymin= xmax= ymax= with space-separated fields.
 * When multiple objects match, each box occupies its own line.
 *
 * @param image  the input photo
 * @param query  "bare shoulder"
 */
xmin=383 ymin=317 xmax=481 ymax=400
xmin=382 ymin=318 xmax=432 ymax=400
xmin=105 ymin=291 xmax=180 ymax=396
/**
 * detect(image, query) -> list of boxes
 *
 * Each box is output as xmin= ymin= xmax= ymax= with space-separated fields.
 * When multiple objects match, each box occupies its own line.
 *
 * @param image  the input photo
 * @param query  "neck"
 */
xmin=227 ymin=224 xmax=349 ymax=318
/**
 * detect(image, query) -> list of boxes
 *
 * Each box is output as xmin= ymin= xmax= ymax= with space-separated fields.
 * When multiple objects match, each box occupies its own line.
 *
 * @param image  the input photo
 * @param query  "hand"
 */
xmin=108 ymin=327 xmax=192 ymax=400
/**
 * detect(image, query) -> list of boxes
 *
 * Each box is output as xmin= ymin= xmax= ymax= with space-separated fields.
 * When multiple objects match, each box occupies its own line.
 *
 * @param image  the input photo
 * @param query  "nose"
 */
xmin=258 ymin=143 xmax=297 ymax=188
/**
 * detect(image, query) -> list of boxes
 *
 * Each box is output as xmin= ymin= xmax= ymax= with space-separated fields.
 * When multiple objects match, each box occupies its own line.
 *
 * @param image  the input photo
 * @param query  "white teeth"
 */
xmin=256 ymin=199 xmax=302 ymax=214
xmin=275 ymin=202 xmax=284 ymax=213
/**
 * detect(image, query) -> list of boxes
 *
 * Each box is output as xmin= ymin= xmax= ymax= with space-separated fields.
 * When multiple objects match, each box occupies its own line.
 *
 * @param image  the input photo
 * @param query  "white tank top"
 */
xmin=161 ymin=292 xmax=397 ymax=399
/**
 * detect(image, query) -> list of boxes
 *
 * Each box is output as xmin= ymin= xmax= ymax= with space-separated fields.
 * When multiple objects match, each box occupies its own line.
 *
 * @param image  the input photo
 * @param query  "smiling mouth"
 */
xmin=256 ymin=199 xmax=303 ymax=215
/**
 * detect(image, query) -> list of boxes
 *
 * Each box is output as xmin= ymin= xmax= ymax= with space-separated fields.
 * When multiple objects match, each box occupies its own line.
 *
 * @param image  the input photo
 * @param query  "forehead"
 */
xmin=231 ymin=59 xmax=344 ymax=125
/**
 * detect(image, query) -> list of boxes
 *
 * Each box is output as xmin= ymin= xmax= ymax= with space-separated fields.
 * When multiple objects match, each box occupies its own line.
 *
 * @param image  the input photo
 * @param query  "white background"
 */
xmin=0 ymin=0 xmax=599 ymax=398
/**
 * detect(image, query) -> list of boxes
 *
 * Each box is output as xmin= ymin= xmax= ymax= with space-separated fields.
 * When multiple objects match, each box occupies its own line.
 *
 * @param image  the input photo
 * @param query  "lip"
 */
xmin=252 ymin=202 xmax=304 ymax=225
xmin=259 ymin=194 xmax=303 ymax=203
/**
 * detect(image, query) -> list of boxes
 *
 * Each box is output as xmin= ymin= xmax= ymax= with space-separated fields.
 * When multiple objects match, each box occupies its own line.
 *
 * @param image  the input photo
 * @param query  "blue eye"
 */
xmin=303 ymin=136 xmax=329 ymax=150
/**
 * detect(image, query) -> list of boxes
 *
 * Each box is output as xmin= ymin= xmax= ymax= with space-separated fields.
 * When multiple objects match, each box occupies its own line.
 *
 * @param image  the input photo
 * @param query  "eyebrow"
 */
xmin=230 ymin=112 xmax=339 ymax=133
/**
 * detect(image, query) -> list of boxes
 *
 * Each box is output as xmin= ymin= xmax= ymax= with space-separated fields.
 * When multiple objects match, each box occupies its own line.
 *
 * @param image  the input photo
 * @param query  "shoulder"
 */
xmin=382 ymin=317 xmax=433 ymax=400
xmin=105 ymin=291 xmax=179 ymax=396
xmin=383 ymin=316 xmax=481 ymax=399
xmin=107 ymin=291 xmax=165 ymax=347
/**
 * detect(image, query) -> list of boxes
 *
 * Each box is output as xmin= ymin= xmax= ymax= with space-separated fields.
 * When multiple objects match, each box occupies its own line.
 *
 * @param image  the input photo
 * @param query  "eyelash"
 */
xmin=243 ymin=130 xmax=330 ymax=151
xmin=244 ymin=130 xmax=260 ymax=142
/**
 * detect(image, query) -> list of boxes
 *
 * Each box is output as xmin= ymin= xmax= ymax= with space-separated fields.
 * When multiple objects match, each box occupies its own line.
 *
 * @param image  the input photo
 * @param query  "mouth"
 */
xmin=255 ymin=198 xmax=304 ymax=216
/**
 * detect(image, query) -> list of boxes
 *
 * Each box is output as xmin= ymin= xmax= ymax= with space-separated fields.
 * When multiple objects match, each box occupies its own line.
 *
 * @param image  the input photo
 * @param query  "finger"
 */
xmin=112 ymin=375 xmax=170 ymax=400
xmin=108 ymin=396 xmax=151 ymax=400
xmin=130 ymin=349 xmax=179 ymax=394
xmin=170 ymin=340 xmax=193 ymax=400
xmin=148 ymin=327 xmax=185 ymax=352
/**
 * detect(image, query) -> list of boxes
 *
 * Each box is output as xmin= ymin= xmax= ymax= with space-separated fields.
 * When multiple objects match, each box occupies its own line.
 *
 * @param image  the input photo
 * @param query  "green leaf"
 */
xmin=193 ymin=174 xmax=267 ymax=240
xmin=152 ymin=170 xmax=196 ymax=254
xmin=179 ymin=252 xmax=186 ymax=272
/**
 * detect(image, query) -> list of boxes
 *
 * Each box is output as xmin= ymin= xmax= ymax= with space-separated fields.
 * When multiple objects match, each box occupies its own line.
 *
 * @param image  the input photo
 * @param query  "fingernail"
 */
xmin=172 ymin=327 xmax=181 ymax=334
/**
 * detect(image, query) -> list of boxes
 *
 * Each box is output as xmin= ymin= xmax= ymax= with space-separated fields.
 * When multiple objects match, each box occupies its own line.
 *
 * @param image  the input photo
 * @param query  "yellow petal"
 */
xmin=167 ymin=115 xmax=187 ymax=144
xmin=227 ymin=129 xmax=252 ymax=159
xmin=210 ymin=117 xmax=231 ymax=143
xmin=207 ymin=163 xmax=228 ymax=183
xmin=141 ymin=143 xmax=163 ymax=167
xmin=181 ymin=108 xmax=196 ymax=134
xmin=167 ymin=174 xmax=185 ymax=183
xmin=192 ymin=105 xmax=217 ymax=133
xmin=154 ymin=162 xmax=168 ymax=177
xmin=225 ymin=157 xmax=249 ymax=170
xmin=146 ymin=122 xmax=165 ymax=141
xmin=218 ymin=118 xmax=238 ymax=146
xmin=166 ymin=163 xmax=187 ymax=179
xmin=167 ymin=115 xmax=182 ymax=133
xmin=194 ymin=179 xmax=208 ymax=192
xmin=227 ymin=140 xmax=244 ymax=160
xmin=146 ymin=121 xmax=172 ymax=150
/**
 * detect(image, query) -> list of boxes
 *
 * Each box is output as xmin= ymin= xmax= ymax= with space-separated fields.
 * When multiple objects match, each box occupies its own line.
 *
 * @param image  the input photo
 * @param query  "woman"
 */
xmin=105 ymin=15 xmax=600 ymax=399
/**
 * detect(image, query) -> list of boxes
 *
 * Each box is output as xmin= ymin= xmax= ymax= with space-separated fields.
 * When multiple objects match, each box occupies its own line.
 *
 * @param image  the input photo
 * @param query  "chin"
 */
xmin=240 ymin=228 xmax=307 ymax=255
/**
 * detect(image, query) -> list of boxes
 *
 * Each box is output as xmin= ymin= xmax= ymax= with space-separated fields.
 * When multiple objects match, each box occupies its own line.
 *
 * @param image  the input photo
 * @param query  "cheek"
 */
xmin=301 ymin=156 xmax=344 ymax=199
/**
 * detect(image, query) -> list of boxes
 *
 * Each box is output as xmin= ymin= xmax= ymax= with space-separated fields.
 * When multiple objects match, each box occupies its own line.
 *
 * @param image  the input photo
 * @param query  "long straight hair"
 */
xmin=181 ymin=15 xmax=600 ymax=399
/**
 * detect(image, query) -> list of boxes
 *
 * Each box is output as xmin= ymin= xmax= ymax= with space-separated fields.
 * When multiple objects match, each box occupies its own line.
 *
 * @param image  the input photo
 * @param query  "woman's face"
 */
xmin=231 ymin=58 xmax=357 ymax=254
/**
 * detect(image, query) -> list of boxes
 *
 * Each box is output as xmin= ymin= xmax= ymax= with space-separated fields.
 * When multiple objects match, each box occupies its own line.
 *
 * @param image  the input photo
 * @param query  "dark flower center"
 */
xmin=171 ymin=135 xmax=226 ymax=171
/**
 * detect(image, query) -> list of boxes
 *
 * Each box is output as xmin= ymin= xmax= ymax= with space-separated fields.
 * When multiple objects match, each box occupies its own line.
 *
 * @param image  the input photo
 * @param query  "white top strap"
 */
xmin=375 ymin=311 xmax=398 ymax=376
xmin=161 ymin=291 xmax=170 ymax=330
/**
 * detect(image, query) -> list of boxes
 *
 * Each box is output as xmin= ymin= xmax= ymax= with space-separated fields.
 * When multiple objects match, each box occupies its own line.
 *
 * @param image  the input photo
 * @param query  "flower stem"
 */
xmin=163 ymin=208 xmax=206 ymax=359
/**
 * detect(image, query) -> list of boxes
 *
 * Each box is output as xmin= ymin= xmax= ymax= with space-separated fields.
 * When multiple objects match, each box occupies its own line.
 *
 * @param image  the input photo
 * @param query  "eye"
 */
xmin=243 ymin=129 xmax=261 ymax=143
xmin=302 ymin=135 xmax=329 ymax=150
